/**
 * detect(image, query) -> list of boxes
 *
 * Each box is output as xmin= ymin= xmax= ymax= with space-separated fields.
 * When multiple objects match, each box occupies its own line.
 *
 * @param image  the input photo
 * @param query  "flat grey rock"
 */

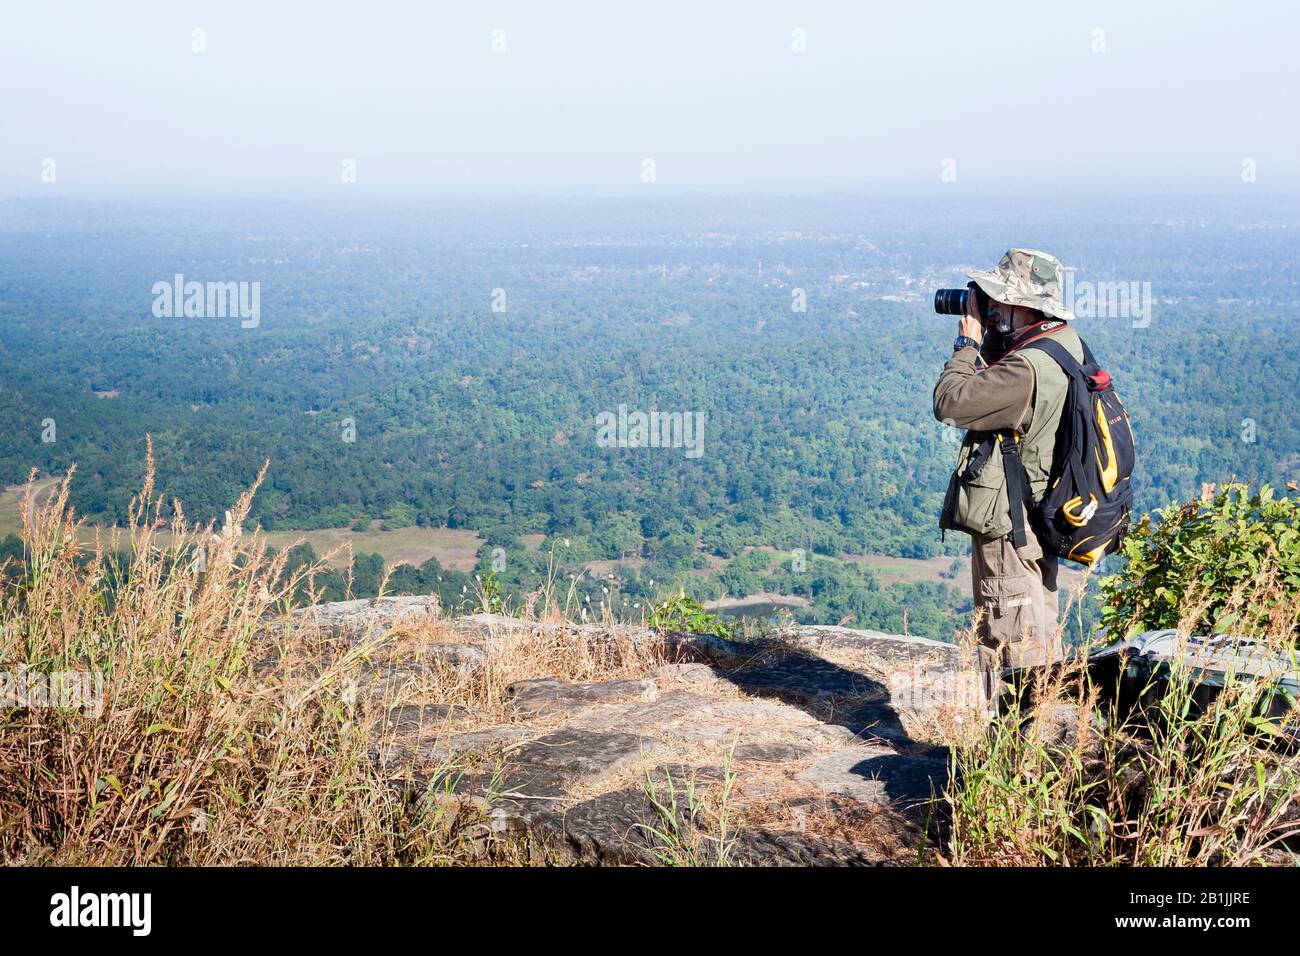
xmin=509 ymin=728 xmax=662 ymax=781
xmin=653 ymin=662 xmax=720 ymax=685
xmin=458 ymin=728 xmax=666 ymax=806
xmin=563 ymin=690 xmax=717 ymax=734
xmin=303 ymin=597 xmax=970 ymax=864
xmin=731 ymin=742 xmax=816 ymax=763
xmin=775 ymin=624 xmax=960 ymax=666
xmin=541 ymin=786 xmax=663 ymax=864
xmin=292 ymin=595 xmax=442 ymax=643
xmin=505 ymin=677 xmax=658 ymax=717
xmin=793 ymin=746 xmax=946 ymax=813
xmin=731 ymin=827 xmax=893 ymax=866
xmin=712 ymin=651 xmax=890 ymax=707
xmin=540 ymin=763 xmax=728 ymax=864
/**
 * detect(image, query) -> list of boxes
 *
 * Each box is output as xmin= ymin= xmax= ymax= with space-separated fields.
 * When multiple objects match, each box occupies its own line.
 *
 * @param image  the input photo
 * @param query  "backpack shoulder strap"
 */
xmin=1020 ymin=335 xmax=1091 ymax=380
xmin=1079 ymin=336 xmax=1098 ymax=367
xmin=998 ymin=433 xmax=1032 ymax=550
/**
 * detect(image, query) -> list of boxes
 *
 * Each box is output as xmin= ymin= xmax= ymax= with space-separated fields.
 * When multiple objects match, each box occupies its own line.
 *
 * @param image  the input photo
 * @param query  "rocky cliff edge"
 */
xmin=287 ymin=597 xmax=986 ymax=865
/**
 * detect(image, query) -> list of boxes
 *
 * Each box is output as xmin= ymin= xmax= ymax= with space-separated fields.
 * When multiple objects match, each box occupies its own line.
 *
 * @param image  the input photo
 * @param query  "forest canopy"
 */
xmin=2 ymin=196 xmax=1296 ymax=639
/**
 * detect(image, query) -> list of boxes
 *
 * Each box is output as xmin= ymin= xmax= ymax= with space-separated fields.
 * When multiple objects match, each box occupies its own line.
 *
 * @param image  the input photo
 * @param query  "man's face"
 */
xmin=985 ymin=297 xmax=1014 ymax=332
xmin=985 ymin=298 xmax=1036 ymax=333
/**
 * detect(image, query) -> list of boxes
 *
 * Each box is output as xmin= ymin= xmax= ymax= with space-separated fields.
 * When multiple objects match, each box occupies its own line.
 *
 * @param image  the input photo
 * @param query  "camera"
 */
xmin=933 ymin=281 xmax=991 ymax=319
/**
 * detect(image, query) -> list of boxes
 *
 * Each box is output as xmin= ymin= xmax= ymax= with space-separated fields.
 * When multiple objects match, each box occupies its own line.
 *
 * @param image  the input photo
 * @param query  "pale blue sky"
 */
xmin=1 ymin=0 xmax=1296 ymax=198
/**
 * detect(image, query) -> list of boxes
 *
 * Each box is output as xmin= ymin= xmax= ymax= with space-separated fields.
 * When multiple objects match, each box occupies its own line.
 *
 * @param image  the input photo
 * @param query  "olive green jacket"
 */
xmin=934 ymin=324 xmax=1084 ymax=541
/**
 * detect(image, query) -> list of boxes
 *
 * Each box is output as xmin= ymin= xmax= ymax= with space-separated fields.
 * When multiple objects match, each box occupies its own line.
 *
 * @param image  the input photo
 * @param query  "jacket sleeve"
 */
xmin=932 ymin=346 xmax=1036 ymax=433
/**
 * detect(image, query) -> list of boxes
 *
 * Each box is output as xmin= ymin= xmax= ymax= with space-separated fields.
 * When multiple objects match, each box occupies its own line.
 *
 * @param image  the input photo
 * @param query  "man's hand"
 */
xmin=959 ymin=286 xmax=985 ymax=343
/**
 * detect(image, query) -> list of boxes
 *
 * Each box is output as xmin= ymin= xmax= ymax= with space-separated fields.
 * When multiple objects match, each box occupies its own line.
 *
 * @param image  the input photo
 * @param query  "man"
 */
xmin=932 ymin=249 xmax=1084 ymax=700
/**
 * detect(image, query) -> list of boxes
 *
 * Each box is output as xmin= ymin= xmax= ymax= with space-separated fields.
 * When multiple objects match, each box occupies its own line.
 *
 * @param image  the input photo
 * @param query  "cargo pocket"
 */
xmin=978 ymin=575 xmax=1034 ymax=645
xmin=958 ymin=469 xmax=1011 ymax=538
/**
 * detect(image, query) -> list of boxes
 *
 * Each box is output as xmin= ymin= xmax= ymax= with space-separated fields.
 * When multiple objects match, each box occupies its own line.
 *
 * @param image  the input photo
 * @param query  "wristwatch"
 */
xmin=953 ymin=335 xmax=981 ymax=352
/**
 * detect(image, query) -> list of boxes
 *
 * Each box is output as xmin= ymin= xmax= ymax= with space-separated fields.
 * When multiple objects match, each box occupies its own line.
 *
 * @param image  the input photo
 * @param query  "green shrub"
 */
xmin=1101 ymin=483 xmax=1300 ymax=640
xmin=647 ymin=592 xmax=734 ymax=639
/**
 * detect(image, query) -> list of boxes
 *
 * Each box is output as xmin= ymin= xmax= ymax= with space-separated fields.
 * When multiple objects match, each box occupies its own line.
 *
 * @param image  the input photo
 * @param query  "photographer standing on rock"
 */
xmin=932 ymin=249 xmax=1085 ymax=700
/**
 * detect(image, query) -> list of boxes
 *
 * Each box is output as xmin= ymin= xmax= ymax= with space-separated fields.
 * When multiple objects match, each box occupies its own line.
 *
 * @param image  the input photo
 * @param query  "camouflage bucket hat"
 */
xmin=968 ymin=248 xmax=1075 ymax=322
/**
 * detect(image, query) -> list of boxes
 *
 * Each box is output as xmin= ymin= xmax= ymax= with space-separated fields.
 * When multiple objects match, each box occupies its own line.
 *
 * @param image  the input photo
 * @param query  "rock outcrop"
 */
xmin=292 ymin=600 xmax=985 ymax=865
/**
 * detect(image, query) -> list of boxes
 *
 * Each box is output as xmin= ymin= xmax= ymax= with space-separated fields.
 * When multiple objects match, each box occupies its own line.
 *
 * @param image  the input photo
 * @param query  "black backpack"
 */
xmin=999 ymin=336 xmax=1135 ymax=566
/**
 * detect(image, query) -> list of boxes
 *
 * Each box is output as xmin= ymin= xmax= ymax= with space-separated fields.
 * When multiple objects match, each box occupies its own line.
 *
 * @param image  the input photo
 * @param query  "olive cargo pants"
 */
xmin=971 ymin=529 xmax=1063 ymax=701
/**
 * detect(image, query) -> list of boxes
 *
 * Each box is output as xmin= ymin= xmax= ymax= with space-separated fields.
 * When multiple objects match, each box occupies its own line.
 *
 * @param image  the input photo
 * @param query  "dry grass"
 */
xmin=19 ymin=449 xmax=1291 ymax=868
xmin=0 ymin=453 xmax=511 ymax=865
xmin=0 ymin=453 xmax=692 ymax=865
xmin=946 ymin=564 xmax=1300 ymax=867
xmin=355 ymin=613 xmax=673 ymax=750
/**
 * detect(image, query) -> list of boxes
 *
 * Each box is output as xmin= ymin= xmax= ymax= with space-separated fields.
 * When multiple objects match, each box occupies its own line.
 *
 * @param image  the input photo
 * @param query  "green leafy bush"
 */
xmin=1101 ymin=483 xmax=1300 ymax=640
xmin=647 ymin=592 xmax=735 ymax=639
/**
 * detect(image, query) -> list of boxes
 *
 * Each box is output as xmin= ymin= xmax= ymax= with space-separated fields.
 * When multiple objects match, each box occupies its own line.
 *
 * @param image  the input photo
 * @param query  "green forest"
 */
xmin=1 ymin=196 xmax=1296 ymax=640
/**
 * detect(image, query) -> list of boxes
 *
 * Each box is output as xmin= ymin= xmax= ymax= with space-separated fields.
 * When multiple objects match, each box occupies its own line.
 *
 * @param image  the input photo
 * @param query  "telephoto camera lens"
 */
xmin=933 ymin=288 xmax=969 ymax=315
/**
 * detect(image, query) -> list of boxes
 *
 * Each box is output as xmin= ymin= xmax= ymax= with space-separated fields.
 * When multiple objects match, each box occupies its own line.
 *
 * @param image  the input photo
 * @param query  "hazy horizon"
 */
xmin=3 ymin=0 xmax=1297 ymax=201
